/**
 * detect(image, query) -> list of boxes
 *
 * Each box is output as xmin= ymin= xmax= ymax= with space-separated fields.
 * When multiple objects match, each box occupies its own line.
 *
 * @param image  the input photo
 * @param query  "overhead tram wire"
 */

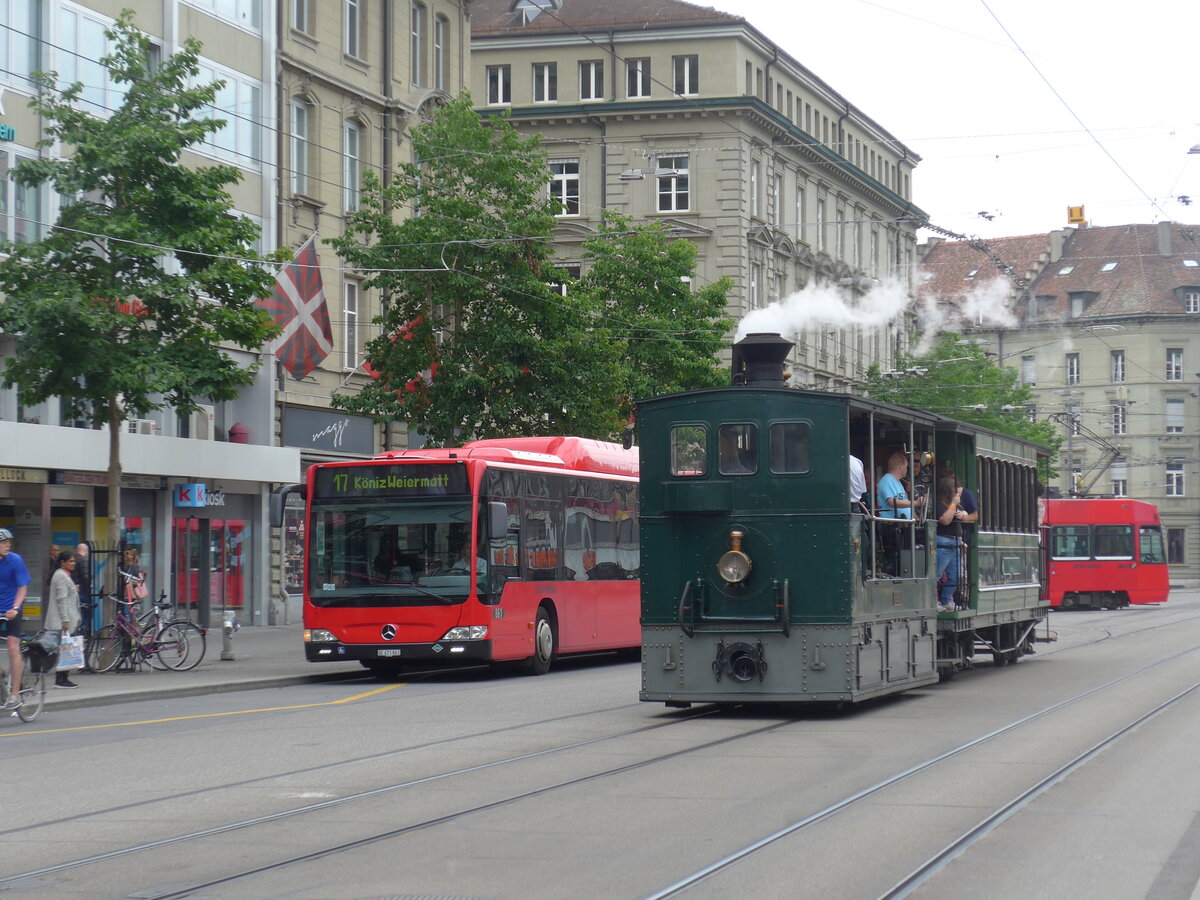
xmin=978 ymin=0 xmax=1169 ymax=222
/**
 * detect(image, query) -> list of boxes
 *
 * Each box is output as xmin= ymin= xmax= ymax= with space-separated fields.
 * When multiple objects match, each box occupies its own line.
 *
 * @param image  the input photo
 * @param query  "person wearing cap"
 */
xmin=0 ymin=528 xmax=31 ymax=708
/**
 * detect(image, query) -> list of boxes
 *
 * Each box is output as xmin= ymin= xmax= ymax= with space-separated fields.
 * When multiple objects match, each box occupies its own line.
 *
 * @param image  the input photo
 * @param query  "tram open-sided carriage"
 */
xmin=638 ymin=333 xmax=1049 ymax=707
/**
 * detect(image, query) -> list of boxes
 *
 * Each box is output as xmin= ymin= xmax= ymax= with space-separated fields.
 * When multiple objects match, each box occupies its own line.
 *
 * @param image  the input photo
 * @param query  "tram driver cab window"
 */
xmin=719 ymin=424 xmax=757 ymax=475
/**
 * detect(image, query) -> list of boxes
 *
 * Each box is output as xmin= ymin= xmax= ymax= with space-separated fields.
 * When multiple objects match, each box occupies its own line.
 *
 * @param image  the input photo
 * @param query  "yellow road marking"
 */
xmin=0 ymin=683 xmax=403 ymax=738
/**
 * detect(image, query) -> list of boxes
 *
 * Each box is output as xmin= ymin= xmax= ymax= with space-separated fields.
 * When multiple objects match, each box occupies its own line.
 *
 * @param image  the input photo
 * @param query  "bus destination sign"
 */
xmin=315 ymin=464 xmax=468 ymax=499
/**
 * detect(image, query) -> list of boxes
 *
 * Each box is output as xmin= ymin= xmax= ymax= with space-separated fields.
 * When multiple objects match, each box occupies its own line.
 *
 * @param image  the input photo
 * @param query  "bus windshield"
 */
xmin=307 ymin=500 xmax=482 ymax=606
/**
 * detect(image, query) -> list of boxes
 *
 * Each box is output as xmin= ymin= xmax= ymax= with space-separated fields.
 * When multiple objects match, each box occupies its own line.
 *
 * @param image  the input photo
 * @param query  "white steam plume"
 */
xmin=736 ymin=278 xmax=911 ymax=342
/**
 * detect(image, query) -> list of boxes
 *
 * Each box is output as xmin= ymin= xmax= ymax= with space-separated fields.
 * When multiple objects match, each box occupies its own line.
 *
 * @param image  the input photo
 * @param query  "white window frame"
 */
xmin=626 ymin=57 xmax=650 ymax=99
xmin=1111 ymin=459 xmax=1127 ymax=498
xmin=749 ymin=263 xmax=761 ymax=310
xmin=1112 ymin=402 xmax=1126 ymax=436
xmin=433 ymin=14 xmax=447 ymax=92
xmin=1021 ymin=356 xmax=1036 ymax=386
xmin=343 ymin=120 xmax=362 ymax=212
xmin=1167 ymin=348 xmax=1183 ymax=381
xmin=486 ymin=65 xmax=511 ymax=105
xmin=345 ymin=0 xmax=364 ymax=59
xmin=58 ymin=4 xmax=127 ymax=117
xmin=411 ymin=2 xmax=426 ymax=87
xmin=816 ymin=199 xmax=826 ymax=251
xmin=1110 ymin=349 xmax=1125 ymax=383
xmin=292 ymin=0 xmax=311 ymax=33
xmin=192 ymin=59 xmax=263 ymax=171
xmin=749 ymin=160 xmax=759 ymax=219
xmin=673 ymin=54 xmax=698 ymax=96
xmin=548 ymin=158 xmax=579 ymax=216
xmin=532 ymin=62 xmax=557 ymax=103
xmin=1 ymin=0 xmax=40 ymax=91
xmin=579 ymin=60 xmax=603 ymax=101
xmin=1166 ymin=399 xmax=1184 ymax=434
xmin=344 ymin=279 xmax=360 ymax=371
xmin=1167 ymin=460 xmax=1185 ymax=497
xmin=0 ymin=146 xmax=49 ymax=244
xmin=290 ymin=99 xmax=311 ymax=196
xmin=186 ymin=0 xmax=262 ymax=32
xmin=656 ymin=154 xmax=689 ymax=213
xmin=1065 ymin=352 xmax=1080 ymax=386
xmin=1186 ymin=291 xmax=1200 ymax=314
xmin=795 ymin=186 xmax=805 ymax=242
xmin=771 ymin=173 xmax=782 ymax=224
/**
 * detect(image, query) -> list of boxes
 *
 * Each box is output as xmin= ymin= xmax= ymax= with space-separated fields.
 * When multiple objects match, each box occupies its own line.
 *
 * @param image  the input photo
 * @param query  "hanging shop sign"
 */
xmin=282 ymin=407 xmax=375 ymax=456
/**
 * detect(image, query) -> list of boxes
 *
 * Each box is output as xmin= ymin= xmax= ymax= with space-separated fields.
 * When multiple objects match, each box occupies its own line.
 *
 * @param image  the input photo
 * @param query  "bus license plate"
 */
xmin=378 ymin=649 xmax=403 ymax=657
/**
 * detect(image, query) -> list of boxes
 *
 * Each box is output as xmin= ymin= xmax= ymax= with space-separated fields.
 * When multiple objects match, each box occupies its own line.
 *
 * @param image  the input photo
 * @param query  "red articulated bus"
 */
xmin=1042 ymin=498 xmax=1169 ymax=609
xmin=290 ymin=437 xmax=640 ymax=677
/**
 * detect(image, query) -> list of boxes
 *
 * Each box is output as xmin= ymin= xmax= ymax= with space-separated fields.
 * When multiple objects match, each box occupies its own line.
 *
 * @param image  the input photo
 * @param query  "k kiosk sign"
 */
xmin=173 ymin=484 xmax=227 ymax=509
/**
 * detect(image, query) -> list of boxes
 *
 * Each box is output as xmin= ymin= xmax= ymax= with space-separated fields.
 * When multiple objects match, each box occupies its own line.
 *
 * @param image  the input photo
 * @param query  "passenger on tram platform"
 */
xmin=936 ymin=478 xmax=965 ymax=611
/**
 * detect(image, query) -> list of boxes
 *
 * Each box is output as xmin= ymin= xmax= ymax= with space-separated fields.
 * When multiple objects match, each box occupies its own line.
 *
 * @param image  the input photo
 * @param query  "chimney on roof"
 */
xmin=1159 ymin=221 xmax=1174 ymax=257
xmin=1049 ymin=229 xmax=1069 ymax=262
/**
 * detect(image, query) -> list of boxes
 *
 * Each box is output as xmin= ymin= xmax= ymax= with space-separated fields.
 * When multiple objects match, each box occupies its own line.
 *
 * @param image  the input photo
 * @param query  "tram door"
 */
xmin=172 ymin=518 xmax=247 ymax=627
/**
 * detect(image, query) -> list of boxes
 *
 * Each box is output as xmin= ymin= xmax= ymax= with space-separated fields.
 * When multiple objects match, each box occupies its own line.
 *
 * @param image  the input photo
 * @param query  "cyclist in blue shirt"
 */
xmin=0 ymin=528 xmax=31 ymax=708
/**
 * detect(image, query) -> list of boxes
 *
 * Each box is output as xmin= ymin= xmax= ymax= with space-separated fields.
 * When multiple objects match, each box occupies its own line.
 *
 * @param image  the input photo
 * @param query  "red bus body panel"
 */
xmin=303 ymin=437 xmax=640 ymax=666
xmin=1042 ymin=498 xmax=1169 ymax=607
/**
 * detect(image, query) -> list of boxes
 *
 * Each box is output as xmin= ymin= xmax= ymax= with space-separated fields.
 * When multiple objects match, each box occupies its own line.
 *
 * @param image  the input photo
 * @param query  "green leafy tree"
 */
xmin=864 ymin=333 xmax=1061 ymax=469
xmin=0 ymin=12 xmax=282 ymax=536
xmin=331 ymin=94 xmax=623 ymax=445
xmin=576 ymin=211 xmax=731 ymax=419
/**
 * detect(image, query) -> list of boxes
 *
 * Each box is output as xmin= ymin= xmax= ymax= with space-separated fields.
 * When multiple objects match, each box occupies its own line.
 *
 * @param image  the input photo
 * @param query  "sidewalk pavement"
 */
xmin=35 ymin=624 xmax=368 ymax=713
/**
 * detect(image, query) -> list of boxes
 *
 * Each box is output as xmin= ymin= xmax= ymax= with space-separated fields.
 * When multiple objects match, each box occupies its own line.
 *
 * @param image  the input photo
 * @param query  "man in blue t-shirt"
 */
xmin=876 ymin=451 xmax=913 ymax=519
xmin=0 ymin=528 xmax=31 ymax=708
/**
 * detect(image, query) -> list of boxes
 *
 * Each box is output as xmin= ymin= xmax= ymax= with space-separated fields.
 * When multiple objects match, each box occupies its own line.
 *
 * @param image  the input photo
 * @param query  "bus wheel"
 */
xmin=527 ymin=608 xmax=555 ymax=676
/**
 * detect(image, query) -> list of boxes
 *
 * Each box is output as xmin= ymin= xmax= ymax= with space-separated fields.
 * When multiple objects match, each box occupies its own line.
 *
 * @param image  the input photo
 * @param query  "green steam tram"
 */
xmin=638 ymin=333 xmax=1048 ymax=707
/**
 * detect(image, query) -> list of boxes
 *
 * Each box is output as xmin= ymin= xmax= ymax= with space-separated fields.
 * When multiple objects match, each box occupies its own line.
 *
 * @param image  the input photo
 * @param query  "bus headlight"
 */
xmin=304 ymin=629 xmax=337 ymax=643
xmin=717 ymin=530 xmax=751 ymax=584
xmin=441 ymin=625 xmax=488 ymax=641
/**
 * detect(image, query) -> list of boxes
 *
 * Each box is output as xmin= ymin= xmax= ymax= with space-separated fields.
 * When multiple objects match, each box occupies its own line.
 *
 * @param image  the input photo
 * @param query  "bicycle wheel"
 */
xmin=89 ymin=625 xmax=125 ymax=674
xmin=169 ymin=622 xmax=206 ymax=671
xmin=16 ymin=667 xmax=46 ymax=722
xmin=150 ymin=623 xmax=195 ymax=671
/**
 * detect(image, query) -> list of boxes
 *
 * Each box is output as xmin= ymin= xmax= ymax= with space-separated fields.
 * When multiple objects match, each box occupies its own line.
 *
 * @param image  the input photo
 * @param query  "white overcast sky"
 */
xmin=706 ymin=0 xmax=1200 ymax=240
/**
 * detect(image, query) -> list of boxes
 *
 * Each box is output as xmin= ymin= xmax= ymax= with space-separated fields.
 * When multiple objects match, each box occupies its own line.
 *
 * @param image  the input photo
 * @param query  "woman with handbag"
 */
xmin=45 ymin=550 xmax=82 ymax=688
xmin=121 ymin=549 xmax=148 ymax=604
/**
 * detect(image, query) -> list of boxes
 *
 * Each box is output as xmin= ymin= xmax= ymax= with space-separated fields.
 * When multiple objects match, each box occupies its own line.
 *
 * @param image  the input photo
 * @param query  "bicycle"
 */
xmin=137 ymin=593 xmax=206 ymax=671
xmin=88 ymin=594 xmax=204 ymax=673
xmin=1 ymin=634 xmax=49 ymax=723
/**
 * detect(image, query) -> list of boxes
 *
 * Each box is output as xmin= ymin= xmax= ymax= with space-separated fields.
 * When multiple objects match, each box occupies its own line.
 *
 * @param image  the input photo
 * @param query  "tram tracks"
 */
xmin=644 ymin=642 xmax=1200 ymax=899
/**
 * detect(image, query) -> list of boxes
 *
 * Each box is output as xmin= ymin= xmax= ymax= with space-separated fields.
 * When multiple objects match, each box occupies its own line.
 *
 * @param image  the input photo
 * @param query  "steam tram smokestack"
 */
xmin=731 ymin=332 xmax=794 ymax=387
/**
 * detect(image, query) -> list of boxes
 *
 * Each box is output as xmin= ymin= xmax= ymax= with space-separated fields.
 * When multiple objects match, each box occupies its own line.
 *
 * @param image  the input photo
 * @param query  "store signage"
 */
xmin=56 ymin=471 xmax=165 ymax=490
xmin=282 ymin=407 xmax=374 ymax=455
xmin=173 ymin=483 xmax=227 ymax=508
xmin=0 ymin=467 xmax=47 ymax=484
xmin=174 ymin=483 xmax=207 ymax=508
xmin=0 ymin=125 xmax=14 ymax=142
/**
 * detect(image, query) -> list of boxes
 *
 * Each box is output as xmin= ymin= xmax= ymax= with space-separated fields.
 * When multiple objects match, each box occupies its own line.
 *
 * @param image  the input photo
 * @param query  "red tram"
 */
xmin=1042 ymin=498 xmax=1169 ymax=609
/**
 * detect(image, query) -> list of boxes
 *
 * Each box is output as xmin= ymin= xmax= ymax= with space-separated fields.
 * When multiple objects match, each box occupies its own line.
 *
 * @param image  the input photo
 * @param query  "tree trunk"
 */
xmin=107 ymin=395 xmax=123 ymax=543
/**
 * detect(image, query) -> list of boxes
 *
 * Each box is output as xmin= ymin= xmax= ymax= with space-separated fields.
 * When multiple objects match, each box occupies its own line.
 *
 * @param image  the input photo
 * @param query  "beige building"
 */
xmin=921 ymin=222 xmax=1200 ymax=585
xmin=470 ymin=0 xmax=925 ymax=390
xmin=0 ymin=0 xmax=298 ymax=624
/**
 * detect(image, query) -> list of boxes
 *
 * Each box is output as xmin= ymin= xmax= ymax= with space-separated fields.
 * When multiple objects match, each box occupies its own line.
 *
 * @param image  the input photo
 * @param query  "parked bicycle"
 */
xmin=1 ymin=634 xmax=49 ymax=722
xmin=87 ymin=576 xmax=206 ymax=673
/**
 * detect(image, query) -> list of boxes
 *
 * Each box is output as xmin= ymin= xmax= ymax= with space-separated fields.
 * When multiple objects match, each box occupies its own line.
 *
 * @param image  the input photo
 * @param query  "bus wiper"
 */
xmin=399 ymin=583 xmax=455 ymax=604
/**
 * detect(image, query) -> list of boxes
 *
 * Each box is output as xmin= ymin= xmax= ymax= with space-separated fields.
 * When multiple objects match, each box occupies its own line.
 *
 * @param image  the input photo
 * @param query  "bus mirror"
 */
xmin=269 ymin=483 xmax=305 ymax=528
xmin=488 ymin=501 xmax=508 ymax=541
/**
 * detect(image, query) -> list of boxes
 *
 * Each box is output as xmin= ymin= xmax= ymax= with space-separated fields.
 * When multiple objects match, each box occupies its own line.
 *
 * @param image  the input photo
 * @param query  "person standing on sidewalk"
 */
xmin=0 ymin=528 xmax=31 ymax=708
xmin=45 ymin=550 xmax=82 ymax=689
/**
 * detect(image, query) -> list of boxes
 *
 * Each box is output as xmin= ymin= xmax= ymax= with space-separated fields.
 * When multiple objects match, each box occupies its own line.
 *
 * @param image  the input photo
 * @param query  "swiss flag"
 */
xmin=256 ymin=236 xmax=334 ymax=379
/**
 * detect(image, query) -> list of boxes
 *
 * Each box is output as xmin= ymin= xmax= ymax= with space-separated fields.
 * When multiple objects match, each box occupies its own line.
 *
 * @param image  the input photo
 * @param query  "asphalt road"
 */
xmin=1 ymin=591 xmax=1197 ymax=899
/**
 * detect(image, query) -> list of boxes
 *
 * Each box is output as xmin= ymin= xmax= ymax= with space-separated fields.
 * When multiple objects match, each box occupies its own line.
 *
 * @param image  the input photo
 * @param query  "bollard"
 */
xmin=221 ymin=613 xmax=240 ymax=661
